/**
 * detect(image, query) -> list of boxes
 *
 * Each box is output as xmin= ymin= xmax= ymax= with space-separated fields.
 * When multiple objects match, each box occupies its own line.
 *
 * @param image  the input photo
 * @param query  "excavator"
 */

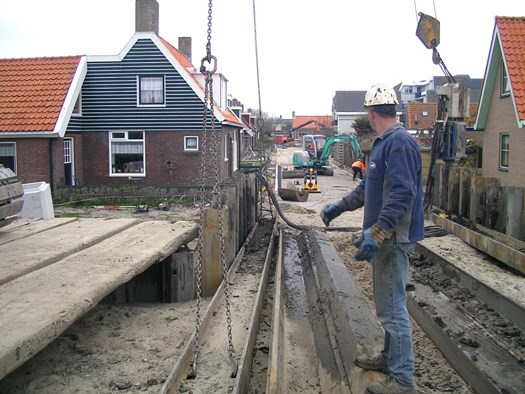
xmin=292 ymin=133 xmax=362 ymax=176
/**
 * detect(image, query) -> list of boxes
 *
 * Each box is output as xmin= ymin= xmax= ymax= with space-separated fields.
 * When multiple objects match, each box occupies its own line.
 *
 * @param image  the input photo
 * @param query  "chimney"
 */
xmin=178 ymin=37 xmax=192 ymax=63
xmin=136 ymin=0 xmax=159 ymax=35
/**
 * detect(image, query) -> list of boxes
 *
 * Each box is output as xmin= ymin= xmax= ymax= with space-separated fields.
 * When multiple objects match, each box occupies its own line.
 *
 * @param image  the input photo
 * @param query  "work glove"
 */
xmin=353 ymin=232 xmax=364 ymax=248
xmin=320 ymin=203 xmax=343 ymax=226
xmin=354 ymin=224 xmax=386 ymax=262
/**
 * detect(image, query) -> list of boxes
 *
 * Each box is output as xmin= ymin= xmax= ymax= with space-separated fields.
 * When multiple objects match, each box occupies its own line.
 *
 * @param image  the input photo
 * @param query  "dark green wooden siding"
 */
xmin=68 ymin=38 xmax=212 ymax=132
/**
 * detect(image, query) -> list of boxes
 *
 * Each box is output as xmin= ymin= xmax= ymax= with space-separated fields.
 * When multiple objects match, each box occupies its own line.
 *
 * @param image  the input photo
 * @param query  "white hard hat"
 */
xmin=364 ymin=83 xmax=398 ymax=107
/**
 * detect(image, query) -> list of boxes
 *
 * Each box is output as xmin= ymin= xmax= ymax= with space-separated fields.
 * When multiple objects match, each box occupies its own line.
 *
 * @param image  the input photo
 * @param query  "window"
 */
xmin=422 ymin=111 xmax=428 ymax=117
xmin=0 ymin=143 xmax=16 ymax=172
xmin=138 ymin=76 xmax=165 ymax=105
xmin=184 ymin=136 xmax=199 ymax=152
xmin=72 ymin=94 xmax=82 ymax=115
xmin=109 ymin=131 xmax=145 ymax=176
xmin=501 ymin=61 xmax=510 ymax=96
xmin=64 ymin=140 xmax=72 ymax=164
xmin=499 ymin=133 xmax=509 ymax=169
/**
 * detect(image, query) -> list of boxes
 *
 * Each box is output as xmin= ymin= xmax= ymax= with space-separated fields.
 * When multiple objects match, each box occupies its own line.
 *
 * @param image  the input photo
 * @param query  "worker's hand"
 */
xmin=353 ymin=232 xmax=364 ymax=248
xmin=354 ymin=224 xmax=386 ymax=261
xmin=320 ymin=203 xmax=343 ymax=226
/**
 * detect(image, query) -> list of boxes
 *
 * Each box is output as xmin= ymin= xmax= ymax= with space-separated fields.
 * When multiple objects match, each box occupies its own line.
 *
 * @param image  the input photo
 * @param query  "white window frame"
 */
xmin=184 ymin=136 xmax=199 ymax=152
xmin=109 ymin=131 xmax=146 ymax=177
xmin=499 ymin=133 xmax=509 ymax=170
xmin=64 ymin=139 xmax=72 ymax=164
xmin=501 ymin=61 xmax=511 ymax=96
xmin=72 ymin=94 xmax=82 ymax=115
xmin=0 ymin=142 xmax=16 ymax=173
xmin=137 ymin=75 xmax=166 ymax=107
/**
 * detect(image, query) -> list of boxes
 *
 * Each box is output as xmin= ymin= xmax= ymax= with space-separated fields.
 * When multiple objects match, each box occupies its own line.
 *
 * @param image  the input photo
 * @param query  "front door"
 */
xmin=63 ymin=138 xmax=75 ymax=186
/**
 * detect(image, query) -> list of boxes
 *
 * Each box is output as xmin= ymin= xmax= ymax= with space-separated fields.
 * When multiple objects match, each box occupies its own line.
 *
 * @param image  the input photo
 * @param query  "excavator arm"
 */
xmin=318 ymin=134 xmax=362 ymax=165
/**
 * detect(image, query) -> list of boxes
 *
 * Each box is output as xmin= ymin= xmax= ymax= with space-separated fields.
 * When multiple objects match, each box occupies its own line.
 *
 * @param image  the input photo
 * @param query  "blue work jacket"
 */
xmin=342 ymin=123 xmax=425 ymax=243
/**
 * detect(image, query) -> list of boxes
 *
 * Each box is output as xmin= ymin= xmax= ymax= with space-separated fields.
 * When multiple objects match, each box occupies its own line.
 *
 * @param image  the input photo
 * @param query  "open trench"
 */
xmin=161 ymin=214 xmax=525 ymax=394
xmin=1 ymin=204 xmax=523 ymax=393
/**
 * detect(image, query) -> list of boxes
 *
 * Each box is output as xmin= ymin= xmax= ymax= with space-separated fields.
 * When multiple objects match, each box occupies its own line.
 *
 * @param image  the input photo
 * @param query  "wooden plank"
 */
xmin=0 ymin=220 xmax=199 ymax=380
xmin=430 ymin=213 xmax=525 ymax=275
xmin=0 ymin=218 xmax=139 ymax=285
xmin=0 ymin=218 xmax=78 ymax=246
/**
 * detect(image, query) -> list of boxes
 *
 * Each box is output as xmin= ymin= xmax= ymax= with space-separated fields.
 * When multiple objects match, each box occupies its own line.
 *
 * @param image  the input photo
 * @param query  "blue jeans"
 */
xmin=373 ymin=237 xmax=415 ymax=386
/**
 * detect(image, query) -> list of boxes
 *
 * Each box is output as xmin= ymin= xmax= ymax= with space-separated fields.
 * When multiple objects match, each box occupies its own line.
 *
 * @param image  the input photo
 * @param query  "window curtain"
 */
xmin=141 ymin=77 xmax=163 ymax=103
xmin=0 ymin=144 xmax=15 ymax=156
xmin=112 ymin=141 xmax=143 ymax=154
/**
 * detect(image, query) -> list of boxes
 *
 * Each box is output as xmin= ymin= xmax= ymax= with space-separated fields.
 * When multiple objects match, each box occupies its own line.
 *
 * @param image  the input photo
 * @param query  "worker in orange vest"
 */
xmin=352 ymin=159 xmax=366 ymax=181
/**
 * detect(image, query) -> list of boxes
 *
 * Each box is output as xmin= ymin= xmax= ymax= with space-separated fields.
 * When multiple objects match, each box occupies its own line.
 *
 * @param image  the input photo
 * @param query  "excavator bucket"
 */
xmin=416 ymin=12 xmax=440 ymax=49
xmin=278 ymin=182 xmax=309 ymax=202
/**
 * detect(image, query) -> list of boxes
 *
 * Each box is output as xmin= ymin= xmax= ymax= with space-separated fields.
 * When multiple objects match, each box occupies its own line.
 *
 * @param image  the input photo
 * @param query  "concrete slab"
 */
xmin=0 ymin=218 xmax=78 ymax=246
xmin=0 ymin=220 xmax=199 ymax=380
xmin=0 ymin=218 xmax=139 ymax=285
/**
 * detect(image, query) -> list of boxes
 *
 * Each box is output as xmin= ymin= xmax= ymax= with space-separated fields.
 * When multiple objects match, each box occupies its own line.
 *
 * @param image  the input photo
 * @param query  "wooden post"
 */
xmin=447 ymin=167 xmax=461 ymax=214
xmin=221 ymin=183 xmax=238 ymax=268
xmin=487 ymin=184 xmax=502 ymax=231
xmin=458 ymin=167 xmax=471 ymax=218
xmin=469 ymin=176 xmax=500 ymax=226
xmin=504 ymin=186 xmax=524 ymax=240
xmin=201 ymin=207 xmax=230 ymax=297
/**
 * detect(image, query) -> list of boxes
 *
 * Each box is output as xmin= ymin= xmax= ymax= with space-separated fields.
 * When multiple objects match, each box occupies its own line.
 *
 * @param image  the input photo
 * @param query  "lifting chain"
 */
xmin=189 ymin=0 xmax=237 ymax=380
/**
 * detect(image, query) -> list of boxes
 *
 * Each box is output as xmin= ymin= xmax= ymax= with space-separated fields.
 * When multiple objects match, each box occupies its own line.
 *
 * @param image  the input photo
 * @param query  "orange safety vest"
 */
xmin=352 ymin=160 xmax=365 ymax=171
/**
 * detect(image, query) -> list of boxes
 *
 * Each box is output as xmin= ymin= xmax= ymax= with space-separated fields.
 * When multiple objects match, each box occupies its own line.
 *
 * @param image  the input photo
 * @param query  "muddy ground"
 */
xmin=0 ymin=146 xmax=480 ymax=393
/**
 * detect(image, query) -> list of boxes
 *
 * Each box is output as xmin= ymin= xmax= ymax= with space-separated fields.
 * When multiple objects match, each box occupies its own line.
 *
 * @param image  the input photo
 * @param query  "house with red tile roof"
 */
xmin=0 ymin=1 xmax=243 ymax=194
xmin=0 ymin=56 xmax=85 ymax=186
xmin=290 ymin=115 xmax=334 ymax=140
xmin=474 ymin=16 xmax=525 ymax=187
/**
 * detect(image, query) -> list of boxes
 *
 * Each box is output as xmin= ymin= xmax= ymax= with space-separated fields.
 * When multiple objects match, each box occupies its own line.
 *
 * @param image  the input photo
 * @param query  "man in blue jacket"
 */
xmin=320 ymin=83 xmax=424 ymax=394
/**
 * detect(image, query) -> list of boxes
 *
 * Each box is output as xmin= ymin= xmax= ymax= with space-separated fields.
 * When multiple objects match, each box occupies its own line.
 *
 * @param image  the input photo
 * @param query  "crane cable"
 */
xmin=252 ymin=0 xmax=264 ymax=133
xmin=189 ymin=0 xmax=237 ymax=380
xmin=413 ymin=0 xmax=455 ymax=83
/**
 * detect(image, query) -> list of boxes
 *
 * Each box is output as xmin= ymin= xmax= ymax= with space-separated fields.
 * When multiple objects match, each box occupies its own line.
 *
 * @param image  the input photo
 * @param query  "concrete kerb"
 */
xmin=301 ymin=228 xmax=385 ymax=391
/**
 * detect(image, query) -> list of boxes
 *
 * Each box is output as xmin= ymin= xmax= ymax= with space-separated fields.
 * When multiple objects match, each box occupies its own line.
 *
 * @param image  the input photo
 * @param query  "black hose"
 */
xmin=255 ymin=172 xmax=360 ymax=232
xmin=424 ymin=225 xmax=448 ymax=237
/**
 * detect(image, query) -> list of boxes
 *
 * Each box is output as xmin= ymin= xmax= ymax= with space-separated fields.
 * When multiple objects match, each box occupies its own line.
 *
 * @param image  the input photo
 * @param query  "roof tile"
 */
xmin=159 ymin=37 xmax=241 ymax=126
xmin=497 ymin=16 xmax=525 ymax=119
xmin=0 ymin=56 xmax=81 ymax=132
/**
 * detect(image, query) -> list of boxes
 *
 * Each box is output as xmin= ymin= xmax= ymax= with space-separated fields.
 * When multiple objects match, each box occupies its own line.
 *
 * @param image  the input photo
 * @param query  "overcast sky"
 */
xmin=0 ymin=0 xmax=522 ymax=118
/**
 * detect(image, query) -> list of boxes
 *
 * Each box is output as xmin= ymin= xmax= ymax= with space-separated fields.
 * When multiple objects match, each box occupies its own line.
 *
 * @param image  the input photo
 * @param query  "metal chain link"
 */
xmin=190 ymin=0 xmax=237 ymax=379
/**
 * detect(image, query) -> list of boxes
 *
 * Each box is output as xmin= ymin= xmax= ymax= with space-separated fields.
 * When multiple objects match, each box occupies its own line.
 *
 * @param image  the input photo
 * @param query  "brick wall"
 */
xmin=6 ymin=137 xmax=81 ymax=190
xmin=13 ymin=138 xmax=50 ymax=184
xmin=81 ymin=129 xmax=235 ymax=187
xmin=482 ymin=65 xmax=525 ymax=187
